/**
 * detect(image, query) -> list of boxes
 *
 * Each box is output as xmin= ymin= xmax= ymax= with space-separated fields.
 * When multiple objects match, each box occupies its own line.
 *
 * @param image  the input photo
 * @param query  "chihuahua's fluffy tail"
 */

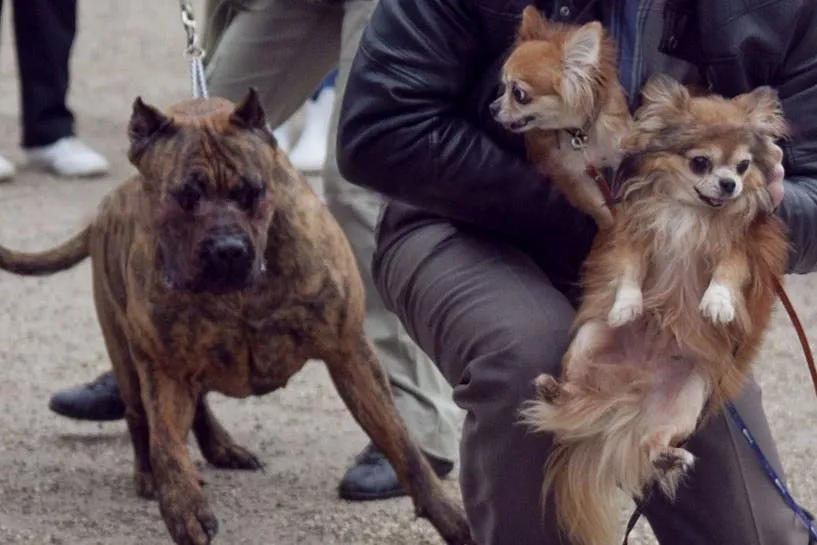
xmin=0 ymin=226 xmax=90 ymax=275
xmin=521 ymin=381 xmax=656 ymax=545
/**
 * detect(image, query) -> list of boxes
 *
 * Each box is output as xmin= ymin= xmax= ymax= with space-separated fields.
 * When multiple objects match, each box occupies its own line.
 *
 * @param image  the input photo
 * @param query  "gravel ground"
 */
xmin=0 ymin=2 xmax=814 ymax=544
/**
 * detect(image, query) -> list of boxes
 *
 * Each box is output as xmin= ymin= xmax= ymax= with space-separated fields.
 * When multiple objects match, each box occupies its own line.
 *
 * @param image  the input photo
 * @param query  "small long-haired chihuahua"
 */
xmin=521 ymin=74 xmax=790 ymax=545
xmin=491 ymin=6 xmax=631 ymax=229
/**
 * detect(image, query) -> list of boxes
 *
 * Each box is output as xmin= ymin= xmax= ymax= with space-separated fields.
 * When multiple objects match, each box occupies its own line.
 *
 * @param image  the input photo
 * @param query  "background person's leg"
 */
xmin=289 ymin=69 xmax=338 ymax=173
xmin=643 ymin=378 xmax=811 ymax=544
xmin=13 ymin=0 xmax=108 ymax=177
xmin=372 ymin=207 xmax=578 ymax=544
xmin=202 ymin=0 xmax=342 ymax=130
xmin=325 ymin=0 xmax=462 ymax=502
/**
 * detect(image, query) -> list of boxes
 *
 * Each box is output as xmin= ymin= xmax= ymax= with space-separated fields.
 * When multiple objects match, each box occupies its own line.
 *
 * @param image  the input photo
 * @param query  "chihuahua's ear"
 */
xmin=517 ymin=6 xmax=547 ymax=41
xmin=632 ymin=74 xmax=690 ymax=135
xmin=640 ymin=74 xmax=690 ymax=112
xmin=127 ymin=97 xmax=176 ymax=165
xmin=732 ymin=86 xmax=787 ymax=139
xmin=561 ymin=22 xmax=602 ymax=107
xmin=230 ymin=87 xmax=277 ymax=147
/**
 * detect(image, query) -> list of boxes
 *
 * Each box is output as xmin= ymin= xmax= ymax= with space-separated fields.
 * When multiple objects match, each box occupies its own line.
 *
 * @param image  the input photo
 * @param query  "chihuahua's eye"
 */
xmin=512 ymin=84 xmax=531 ymax=105
xmin=231 ymin=180 xmax=263 ymax=211
xmin=173 ymin=183 xmax=201 ymax=212
xmin=496 ymin=82 xmax=507 ymax=97
xmin=736 ymin=159 xmax=751 ymax=175
xmin=689 ymin=156 xmax=712 ymax=175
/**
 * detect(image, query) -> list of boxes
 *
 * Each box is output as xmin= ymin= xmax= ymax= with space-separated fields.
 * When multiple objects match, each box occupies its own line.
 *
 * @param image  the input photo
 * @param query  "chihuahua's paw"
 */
xmin=699 ymin=283 xmax=735 ymax=324
xmin=608 ymin=287 xmax=644 ymax=327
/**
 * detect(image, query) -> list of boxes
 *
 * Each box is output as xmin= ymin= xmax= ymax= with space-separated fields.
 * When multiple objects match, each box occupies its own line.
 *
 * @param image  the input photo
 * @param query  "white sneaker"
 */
xmin=26 ymin=137 xmax=110 ymax=178
xmin=273 ymin=122 xmax=293 ymax=154
xmin=0 ymin=154 xmax=16 ymax=182
xmin=288 ymin=87 xmax=335 ymax=173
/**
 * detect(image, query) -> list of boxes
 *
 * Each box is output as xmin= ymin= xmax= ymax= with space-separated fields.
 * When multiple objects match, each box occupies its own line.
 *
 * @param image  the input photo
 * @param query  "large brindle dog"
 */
xmin=0 ymin=90 xmax=473 ymax=545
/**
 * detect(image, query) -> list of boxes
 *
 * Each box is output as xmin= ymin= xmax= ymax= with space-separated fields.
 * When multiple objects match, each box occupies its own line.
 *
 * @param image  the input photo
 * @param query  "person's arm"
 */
xmin=337 ymin=0 xmax=559 ymax=239
xmin=772 ymin=1 xmax=817 ymax=274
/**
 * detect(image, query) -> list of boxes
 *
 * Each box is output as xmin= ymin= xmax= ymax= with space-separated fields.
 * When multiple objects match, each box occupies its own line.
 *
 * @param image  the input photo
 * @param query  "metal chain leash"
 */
xmin=179 ymin=0 xmax=209 ymax=99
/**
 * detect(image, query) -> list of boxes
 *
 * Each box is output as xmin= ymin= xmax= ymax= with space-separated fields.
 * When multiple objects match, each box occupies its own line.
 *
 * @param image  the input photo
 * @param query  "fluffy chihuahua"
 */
xmin=491 ymin=6 xmax=631 ymax=229
xmin=521 ymin=74 xmax=790 ymax=545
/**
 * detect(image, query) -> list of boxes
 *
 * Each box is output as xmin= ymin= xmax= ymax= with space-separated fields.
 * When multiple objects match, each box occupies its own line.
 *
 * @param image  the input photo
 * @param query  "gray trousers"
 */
xmin=200 ymin=0 xmax=462 ymax=462
xmin=373 ymin=203 xmax=811 ymax=545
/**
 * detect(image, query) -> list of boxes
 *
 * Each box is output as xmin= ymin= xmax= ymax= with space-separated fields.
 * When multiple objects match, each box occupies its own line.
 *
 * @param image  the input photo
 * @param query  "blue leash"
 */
xmin=622 ymin=403 xmax=816 ymax=544
xmin=724 ymin=401 xmax=817 ymax=541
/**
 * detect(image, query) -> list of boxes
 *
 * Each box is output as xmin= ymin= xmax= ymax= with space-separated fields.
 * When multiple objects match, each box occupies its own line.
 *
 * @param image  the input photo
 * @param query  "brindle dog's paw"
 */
xmin=534 ymin=374 xmax=569 ymax=405
xmin=416 ymin=497 xmax=474 ymax=545
xmin=204 ymin=442 xmax=264 ymax=471
xmin=159 ymin=491 xmax=218 ymax=545
xmin=134 ymin=470 xmax=157 ymax=500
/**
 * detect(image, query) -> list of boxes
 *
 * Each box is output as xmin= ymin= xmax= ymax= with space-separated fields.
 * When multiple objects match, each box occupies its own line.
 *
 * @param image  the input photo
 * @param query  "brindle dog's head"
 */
xmin=127 ymin=88 xmax=284 ymax=294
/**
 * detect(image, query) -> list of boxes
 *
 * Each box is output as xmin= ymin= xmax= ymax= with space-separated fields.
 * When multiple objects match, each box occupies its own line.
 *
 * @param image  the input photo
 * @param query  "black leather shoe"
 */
xmin=338 ymin=442 xmax=454 ymax=501
xmin=48 ymin=371 xmax=126 ymax=421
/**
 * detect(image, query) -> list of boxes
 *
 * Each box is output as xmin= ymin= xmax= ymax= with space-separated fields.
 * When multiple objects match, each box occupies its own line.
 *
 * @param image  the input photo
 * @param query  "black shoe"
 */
xmin=338 ymin=442 xmax=454 ymax=502
xmin=48 ymin=371 xmax=126 ymax=421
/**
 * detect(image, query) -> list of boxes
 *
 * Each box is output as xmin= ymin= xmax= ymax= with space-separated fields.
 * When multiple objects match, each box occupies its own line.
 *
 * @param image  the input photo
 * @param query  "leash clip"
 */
xmin=569 ymin=129 xmax=589 ymax=151
xmin=178 ymin=0 xmax=209 ymax=99
xmin=180 ymin=1 xmax=204 ymax=59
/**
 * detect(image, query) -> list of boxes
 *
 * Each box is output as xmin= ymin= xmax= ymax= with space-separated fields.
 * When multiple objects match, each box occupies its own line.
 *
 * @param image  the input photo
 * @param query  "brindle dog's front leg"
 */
xmin=139 ymin=365 xmax=218 ymax=545
xmin=324 ymin=334 xmax=474 ymax=545
xmin=193 ymin=396 xmax=263 ymax=471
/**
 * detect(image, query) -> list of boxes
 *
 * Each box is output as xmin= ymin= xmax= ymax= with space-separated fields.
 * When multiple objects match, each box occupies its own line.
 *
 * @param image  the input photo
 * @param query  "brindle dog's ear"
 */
xmin=230 ymin=87 xmax=277 ymax=147
xmin=127 ymin=97 xmax=175 ymax=164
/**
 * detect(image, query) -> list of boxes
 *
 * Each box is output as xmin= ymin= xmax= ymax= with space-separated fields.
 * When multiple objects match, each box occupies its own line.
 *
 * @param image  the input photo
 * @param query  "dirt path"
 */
xmin=0 ymin=2 xmax=813 ymax=544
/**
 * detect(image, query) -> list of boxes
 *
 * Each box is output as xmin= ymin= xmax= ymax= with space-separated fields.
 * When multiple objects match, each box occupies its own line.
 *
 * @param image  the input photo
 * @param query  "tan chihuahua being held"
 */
xmin=521 ymin=75 xmax=789 ymax=545
xmin=491 ymin=6 xmax=631 ymax=230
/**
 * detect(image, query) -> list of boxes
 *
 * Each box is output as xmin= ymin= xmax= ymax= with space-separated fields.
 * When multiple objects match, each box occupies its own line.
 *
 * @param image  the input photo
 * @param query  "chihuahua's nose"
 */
xmin=489 ymin=100 xmax=501 ymax=118
xmin=719 ymin=178 xmax=736 ymax=195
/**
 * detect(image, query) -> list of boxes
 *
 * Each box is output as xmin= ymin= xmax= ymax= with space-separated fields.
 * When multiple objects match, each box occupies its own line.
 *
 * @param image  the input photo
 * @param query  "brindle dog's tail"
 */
xmin=0 ymin=226 xmax=90 ymax=275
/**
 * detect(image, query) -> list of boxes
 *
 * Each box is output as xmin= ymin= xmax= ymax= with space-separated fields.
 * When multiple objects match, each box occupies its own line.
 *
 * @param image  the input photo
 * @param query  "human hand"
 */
xmin=767 ymin=141 xmax=785 ymax=209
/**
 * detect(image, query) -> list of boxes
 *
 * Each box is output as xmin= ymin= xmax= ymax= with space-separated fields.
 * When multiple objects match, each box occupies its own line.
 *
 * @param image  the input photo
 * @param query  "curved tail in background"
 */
xmin=0 ymin=226 xmax=91 ymax=276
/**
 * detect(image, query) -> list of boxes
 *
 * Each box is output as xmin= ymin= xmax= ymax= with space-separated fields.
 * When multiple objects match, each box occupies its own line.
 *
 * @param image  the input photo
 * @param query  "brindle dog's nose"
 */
xmin=204 ymin=235 xmax=252 ymax=276
xmin=489 ymin=100 xmax=501 ymax=118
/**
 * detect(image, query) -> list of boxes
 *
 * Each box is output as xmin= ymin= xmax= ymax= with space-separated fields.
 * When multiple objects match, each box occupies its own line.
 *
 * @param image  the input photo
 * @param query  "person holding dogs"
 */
xmin=46 ymin=0 xmax=463 ymax=505
xmin=337 ymin=1 xmax=816 ymax=545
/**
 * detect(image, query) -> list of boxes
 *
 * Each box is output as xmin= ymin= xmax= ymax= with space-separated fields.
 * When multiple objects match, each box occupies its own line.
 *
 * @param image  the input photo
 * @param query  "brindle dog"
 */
xmin=0 ymin=90 xmax=473 ymax=545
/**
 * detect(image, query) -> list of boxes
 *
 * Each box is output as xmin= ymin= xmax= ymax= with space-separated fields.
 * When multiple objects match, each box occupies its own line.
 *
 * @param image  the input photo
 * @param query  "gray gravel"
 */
xmin=0 ymin=2 xmax=813 ymax=544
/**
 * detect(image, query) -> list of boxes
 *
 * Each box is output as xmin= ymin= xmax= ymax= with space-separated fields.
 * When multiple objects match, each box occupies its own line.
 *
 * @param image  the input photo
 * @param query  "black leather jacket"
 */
xmin=337 ymin=0 xmax=817 ymax=274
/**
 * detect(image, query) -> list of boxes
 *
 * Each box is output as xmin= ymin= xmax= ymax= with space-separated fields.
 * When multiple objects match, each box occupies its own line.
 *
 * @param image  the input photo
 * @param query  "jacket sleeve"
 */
xmin=336 ymin=0 xmax=560 ymax=239
xmin=773 ymin=1 xmax=817 ymax=274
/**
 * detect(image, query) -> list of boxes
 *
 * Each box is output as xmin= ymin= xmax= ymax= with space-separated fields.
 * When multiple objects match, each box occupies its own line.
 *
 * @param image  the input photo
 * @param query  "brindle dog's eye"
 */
xmin=512 ymin=84 xmax=531 ymax=105
xmin=231 ymin=180 xmax=263 ymax=211
xmin=174 ymin=184 xmax=201 ymax=212
xmin=689 ymin=156 xmax=712 ymax=175
xmin=736 ymin=159 xmax=751 ymax=175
